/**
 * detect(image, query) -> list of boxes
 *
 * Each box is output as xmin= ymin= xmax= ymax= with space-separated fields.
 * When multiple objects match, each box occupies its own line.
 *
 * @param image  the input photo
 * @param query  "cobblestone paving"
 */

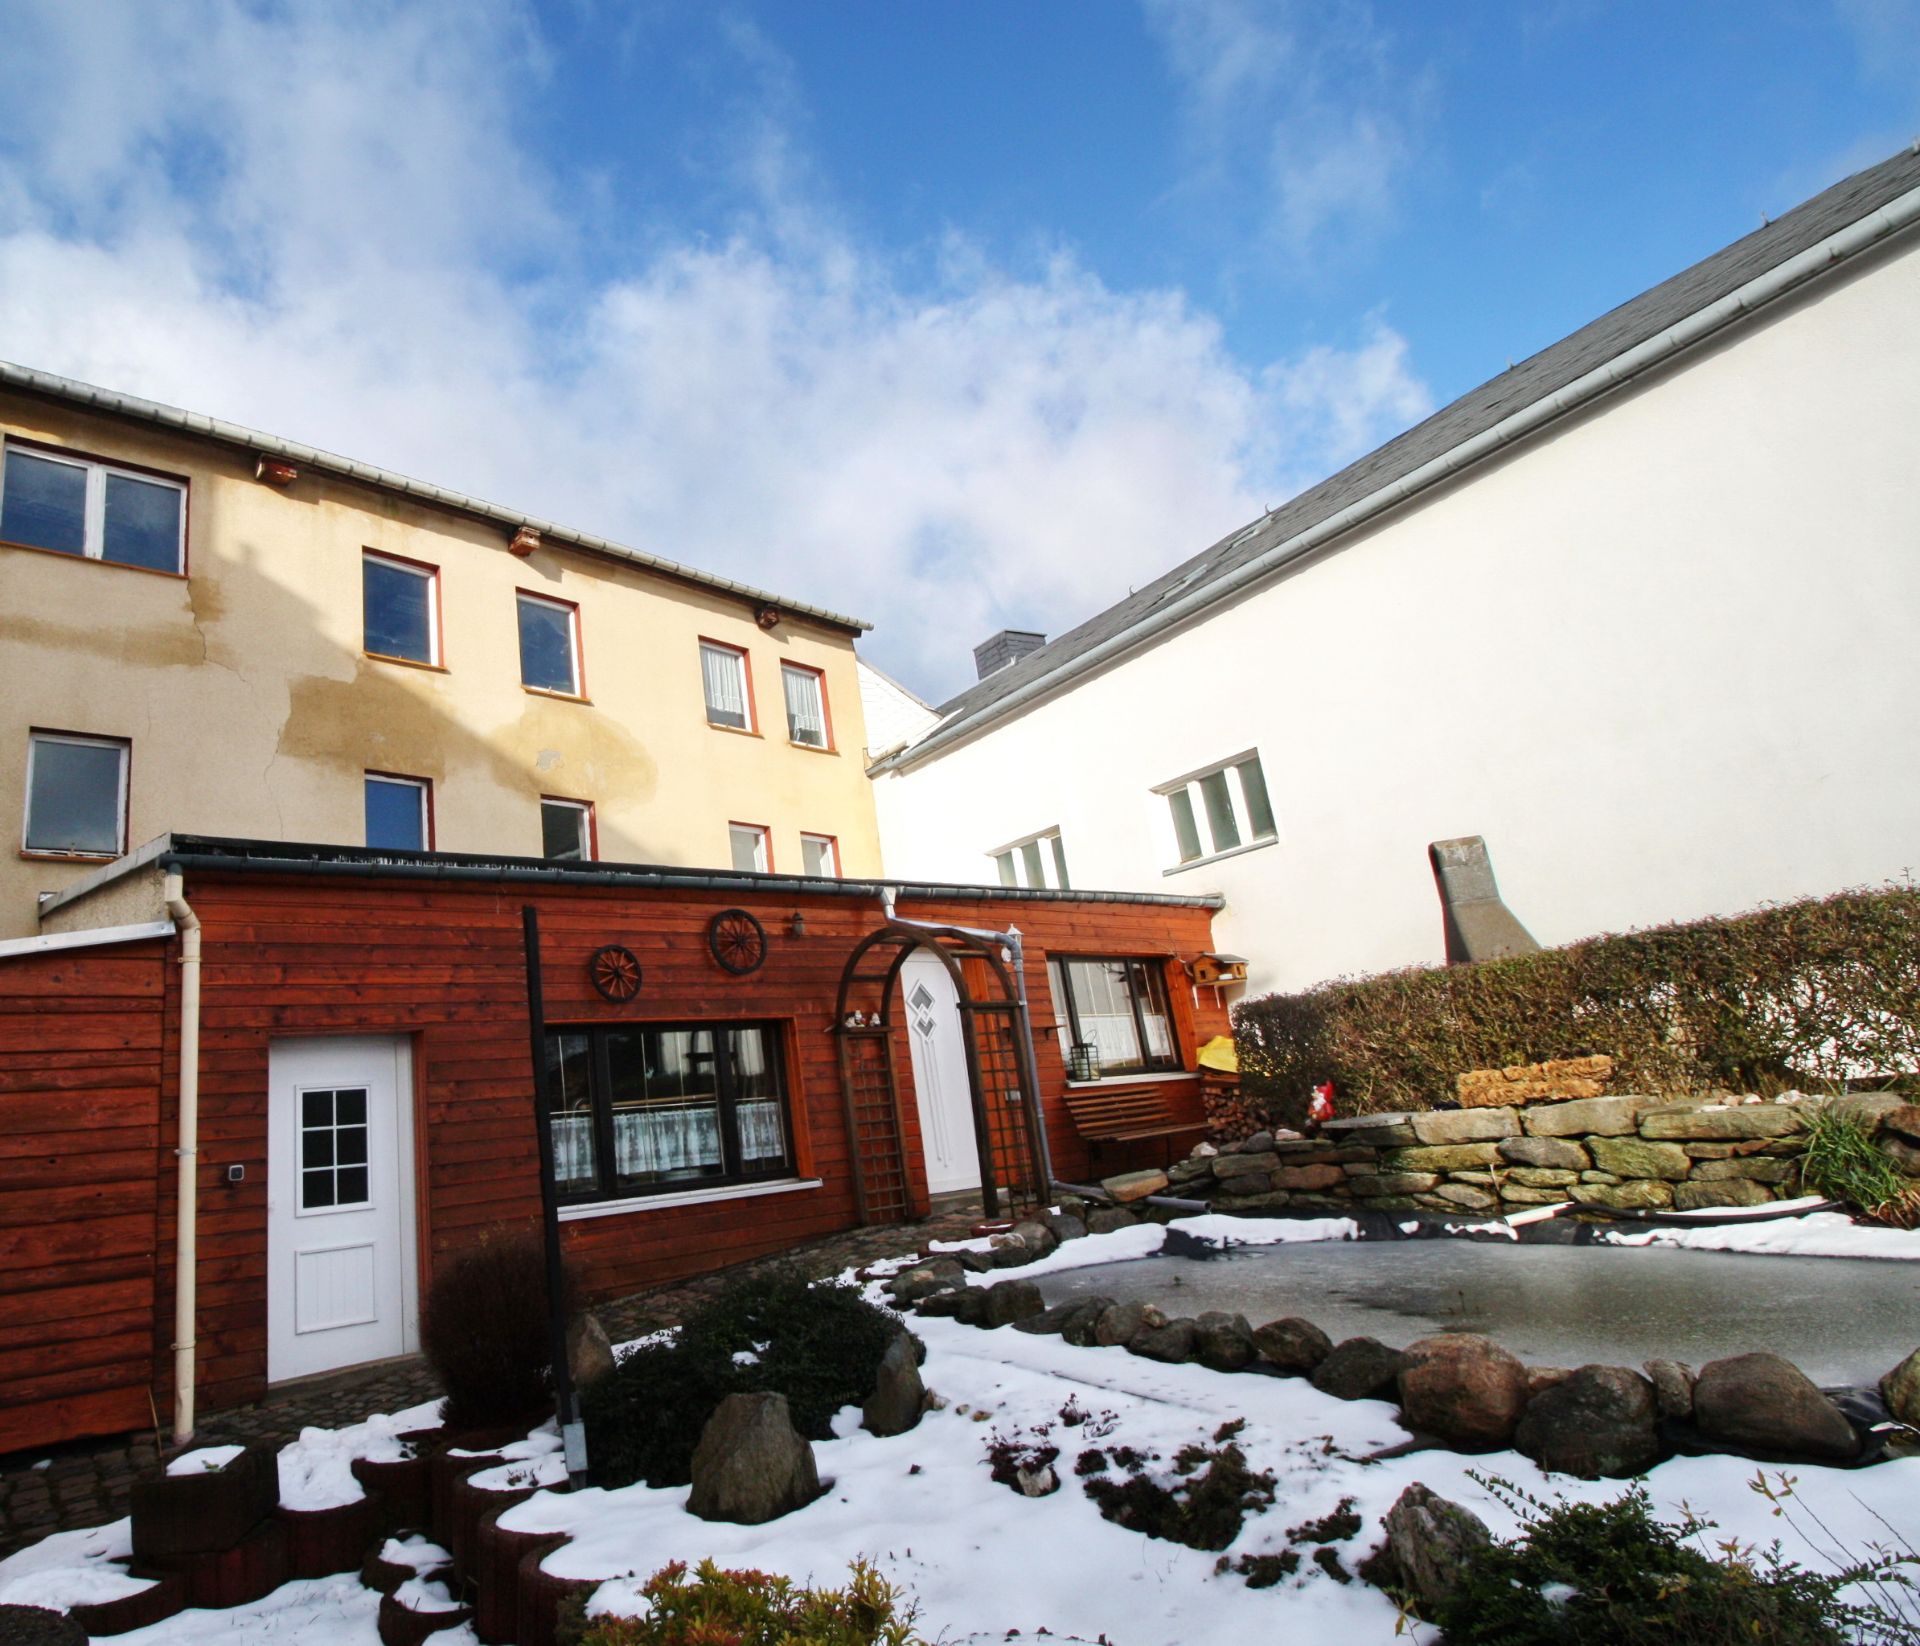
xmin=0 ymin=1202 xmax=985 ymax=1560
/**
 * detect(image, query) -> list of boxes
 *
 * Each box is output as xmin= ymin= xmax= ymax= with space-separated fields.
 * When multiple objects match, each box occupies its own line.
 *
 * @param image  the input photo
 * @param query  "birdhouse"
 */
xmin=1188 ymin=952 xmax=1248 ymax=987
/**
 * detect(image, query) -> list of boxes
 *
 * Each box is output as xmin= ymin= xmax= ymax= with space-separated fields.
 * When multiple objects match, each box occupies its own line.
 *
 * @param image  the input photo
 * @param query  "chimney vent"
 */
xmin=972 ymin=629 xmax=1046 ymax=681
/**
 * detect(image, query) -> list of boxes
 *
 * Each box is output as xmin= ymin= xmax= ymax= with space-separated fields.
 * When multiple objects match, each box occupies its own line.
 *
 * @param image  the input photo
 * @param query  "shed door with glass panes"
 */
xmin=267 ymin=1036 xmax=419 ymax=1382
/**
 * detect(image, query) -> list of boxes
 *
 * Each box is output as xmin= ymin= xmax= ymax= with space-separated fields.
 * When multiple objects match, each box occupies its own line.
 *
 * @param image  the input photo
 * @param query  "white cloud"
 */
xmin=0 ymin=0 xmax=1430 ymax=703
xmin=1142 ymin=0 xmax=1428 ymax=265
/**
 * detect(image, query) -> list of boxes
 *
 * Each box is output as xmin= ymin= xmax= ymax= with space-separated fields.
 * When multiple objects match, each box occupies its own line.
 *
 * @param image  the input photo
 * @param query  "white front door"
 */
xmin=902 ymin=951 xmax=981 ymax=1194
xmin=268 ymin=1036 xmax=419 ymax=1383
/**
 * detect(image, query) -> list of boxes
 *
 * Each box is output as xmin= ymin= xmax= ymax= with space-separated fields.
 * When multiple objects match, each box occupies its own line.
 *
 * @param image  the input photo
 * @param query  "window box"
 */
xmin=1157 ymin=751 xmax=1276 ymax=869
xmin=23 ymin=731 xmax=130 ymax=858
xmin=540 ymin=797 xmax=595 ymax=862
xmin=542 ymin=1023 xmax=796 ymax=1204
xmin=780 ymin=663 xmax=833 ymax=749
xmin=1047 ymin=955 xmax=1179 ymax=1077
xmin=517 ymin=591 xmax=583 ymax=697
xmin=1 ymin=442 xmax=186 ymax=574
xmin=991 ymin=828 xmax=1070 ymax=890
xmin=365 ymin=772 xmax=432 ymax=851
xmin=362 ymin=551 xmax=441 ymax=667
xmin=700 ymin=640 xmax=755 ymax=732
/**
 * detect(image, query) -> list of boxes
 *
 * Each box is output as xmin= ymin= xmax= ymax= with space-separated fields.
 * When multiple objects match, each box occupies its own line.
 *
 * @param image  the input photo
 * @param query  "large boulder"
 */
xmin=1128 ymin=1318 xmax=1199 ymax=1364
xmin=1086 ymin=1207 xmax=1141 ymax=1235
xmin=978 ymin=1280 xmax=1045 ymax=1328
xmin=688 ymin=1393 xmax=819 ymax=1524
xmin=1878 ymin=1347 xmax=1920 ymax=1427
xmin=1253 ymin=1316 xmax=1333 ymax=1375
xmin=1693 ymin=1353 xmax=1858 ymax=1462
xmin=1358 ymin=1483 xmax=1493 ymax=1617
xmin=1642 ymin=1358 xmax=1697 ymax=1421
xmin=1058 ymin=1297 xmax=1118 ymax=1348
xmin=1192 ymin=1312 xmax=1257 ymax=1372
xmin=1094 ymin=1300 xmax=1159 ymax=1347
xmin=1513 ymin=1364 xmax=1661 ymax=1478
xmin=862 ymin=1333 xmax=926 ymax=1438
xmin=1311 ymin=1338 xmax=1410 ymax=1402
xmin=1397 ymin=1334 xmax=1530 ymax=1450
xmin=887 ymin=1258 xmax=968 ymax=1305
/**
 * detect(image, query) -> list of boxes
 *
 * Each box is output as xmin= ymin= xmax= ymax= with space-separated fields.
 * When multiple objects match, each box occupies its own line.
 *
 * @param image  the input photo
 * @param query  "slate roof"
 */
xmin=887 ymin=142 xmax=1920 ymax=768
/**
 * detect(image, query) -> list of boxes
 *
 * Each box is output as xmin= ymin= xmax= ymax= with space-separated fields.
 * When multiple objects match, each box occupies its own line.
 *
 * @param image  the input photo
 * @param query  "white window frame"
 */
xmin=362 ymin=550 xmax=442 ymax=666
xmin=799 ymin=832 xmax=839 ymax=878
xmin=729 ymin=821 xmax=771 ymax=873
xmin=540 ymin=796 xmax=595 ymax=862
xmin=1 ymin=441 xmax=187 ymax=573
xmin=780 ymin=662 xmax=831 ymax=749
xmin=365 ymin=772 xmax=433 ymax=852
xmin=22 ymin=731 xmax=130 ymax=858
xmin=700 ymin=640 xmax=755 ymax=732
xmin=517 ymin=591 xmax=582 ymax=697
xmin=989 ymin=828 xmax=1070 ymax=890
xmin=1155 ymin=750 xmax=1278 ymax=873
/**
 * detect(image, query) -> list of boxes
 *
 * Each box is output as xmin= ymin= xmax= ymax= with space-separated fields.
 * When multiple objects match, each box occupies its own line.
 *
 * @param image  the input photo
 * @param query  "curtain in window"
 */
xmin=614 ymin=1104 xmax=723 ymax=1178
xmin=701 ymin=645 xmax=748 ymax=726
xmin=549 ymin=1113 xmax=598 ymax=1187
xmin=782 ymin=668 xmax=826 ymax=744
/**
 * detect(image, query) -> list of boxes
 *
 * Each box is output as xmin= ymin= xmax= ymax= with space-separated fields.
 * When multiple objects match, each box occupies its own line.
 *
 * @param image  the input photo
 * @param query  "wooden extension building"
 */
xmin=0 ymin=835 xmax=1224 ymax=1454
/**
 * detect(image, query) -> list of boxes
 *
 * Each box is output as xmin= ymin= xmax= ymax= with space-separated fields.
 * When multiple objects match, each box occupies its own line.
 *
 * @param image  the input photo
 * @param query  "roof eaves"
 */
xmin=0 ymin=361 xmax=870 ymax=635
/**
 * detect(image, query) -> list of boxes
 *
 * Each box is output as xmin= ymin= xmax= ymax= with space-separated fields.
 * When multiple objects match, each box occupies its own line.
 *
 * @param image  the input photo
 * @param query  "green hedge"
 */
xmin=1233 ymin=885 xmax=1920 ymax=1123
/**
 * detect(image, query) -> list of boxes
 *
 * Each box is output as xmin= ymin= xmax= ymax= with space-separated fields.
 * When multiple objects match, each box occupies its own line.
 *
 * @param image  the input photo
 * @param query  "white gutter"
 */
xmin=162 ymin=873 xmax=202 ymax=1445
xmin=0 ymin=919 xmax=176 ymax=961
xmin=885 ymin=178 xmax=1920 ymax=772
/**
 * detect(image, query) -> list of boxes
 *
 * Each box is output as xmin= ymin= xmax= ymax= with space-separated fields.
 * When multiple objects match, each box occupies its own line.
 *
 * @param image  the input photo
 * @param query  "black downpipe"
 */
xmin=522 ymin=907 xmax=586 ymax=1487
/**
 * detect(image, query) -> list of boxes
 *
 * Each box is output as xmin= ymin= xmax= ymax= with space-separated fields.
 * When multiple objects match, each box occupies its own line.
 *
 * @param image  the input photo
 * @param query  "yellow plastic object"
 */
xmin=1196 ymin=1034 xmax=1239 ymax=1073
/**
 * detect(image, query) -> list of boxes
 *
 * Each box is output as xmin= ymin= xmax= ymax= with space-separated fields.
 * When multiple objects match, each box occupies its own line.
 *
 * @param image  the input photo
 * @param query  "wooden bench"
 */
xmin=1061 ymin=1083 xmax=1206 ymax=1168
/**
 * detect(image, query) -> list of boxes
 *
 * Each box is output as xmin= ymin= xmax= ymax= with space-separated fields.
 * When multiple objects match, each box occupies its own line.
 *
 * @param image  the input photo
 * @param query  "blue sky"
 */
xmin=1 ymin=1 xmax=1915 ymax=702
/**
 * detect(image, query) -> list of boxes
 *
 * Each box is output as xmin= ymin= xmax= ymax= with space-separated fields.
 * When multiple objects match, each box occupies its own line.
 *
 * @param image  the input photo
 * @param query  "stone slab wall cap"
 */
xmin=1639 ymin=1104 xmax=1805 ymax=1141
xmin=1520 ymin=1095 xmax=1654 ymax=1138
xmin=1102 ymin=1169 xmax=1170 ymax=1202
xmin=1411 ymin=1108 xmax=1521 ymax=1145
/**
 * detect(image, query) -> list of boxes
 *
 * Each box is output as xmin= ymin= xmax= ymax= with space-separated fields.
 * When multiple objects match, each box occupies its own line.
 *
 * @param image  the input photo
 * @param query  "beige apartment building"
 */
xmin=0 ymin=364 xmax=883 ymax=935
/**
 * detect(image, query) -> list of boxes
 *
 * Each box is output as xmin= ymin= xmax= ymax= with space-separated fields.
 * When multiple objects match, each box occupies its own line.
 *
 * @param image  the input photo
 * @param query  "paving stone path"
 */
xmin=0 ymin=1202 xmax=985 ymax=1560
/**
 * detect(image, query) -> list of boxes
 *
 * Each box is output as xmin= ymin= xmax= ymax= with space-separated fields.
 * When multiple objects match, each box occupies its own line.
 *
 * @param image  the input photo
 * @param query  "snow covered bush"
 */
xmin=422 ymin=1230 xmax=573 ymax=1430
xmin=572 ymin=1557 xmax=925 ymax=1646
xmin=583 ymin=1272 xmax=906 ymax=1489
xmin=1432 ymin=1477 xmax=1913 ymax=1644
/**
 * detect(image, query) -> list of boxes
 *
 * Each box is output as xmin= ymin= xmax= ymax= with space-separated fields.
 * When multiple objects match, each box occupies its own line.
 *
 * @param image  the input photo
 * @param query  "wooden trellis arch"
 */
xmin=834 ymin=921 xmax=1048 ymax=1223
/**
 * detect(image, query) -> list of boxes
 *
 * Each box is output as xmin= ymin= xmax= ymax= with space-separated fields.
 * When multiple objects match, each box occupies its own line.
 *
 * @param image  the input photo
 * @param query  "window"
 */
xmin=23 ymin=732 xmax=129 ymax=857
xmin=1158 ymin=752 xmax=1276 ymax=867
xmin=365 ymin=772 xmax=431 ymax=851
xmin=541 ymin=797 xmax=594 ymax=861
xmin=1 ymin=443 xmax=186 ymax=573
xmin=991 ymin=829 xmax=1070 ymax=891
xmin=729 ymin=822 xmax=770 ymax=873
xmin=1048 ymin=956 xmax=1178 ymax=1079
xmin=362 ymin=551 xmax=440 ymax=665
xmin=799 ymin=832 xmax=839 ymax=877
xmin=541 ymin=1023 xmax=794 ymax=1202
xmin=298 ymin=1087 xmax=369 ymax=1211
xmin=700 ymin=640 xmax=754 ymax=731
xmin=517 ymin=592 xmax=581 ymax=696
xmin=780 ymin=663 xmax=831 ymax=749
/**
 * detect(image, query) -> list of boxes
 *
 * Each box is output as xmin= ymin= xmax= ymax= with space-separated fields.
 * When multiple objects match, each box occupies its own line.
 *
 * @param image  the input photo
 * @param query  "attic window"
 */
xmin=2 ymin=442 xmax=186 ymax=574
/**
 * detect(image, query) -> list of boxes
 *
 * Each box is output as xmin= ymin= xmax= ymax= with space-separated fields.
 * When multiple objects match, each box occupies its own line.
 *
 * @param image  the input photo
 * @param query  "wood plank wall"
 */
xmin=1 ymin=872 xmax=1223 ymax=1445
xmin=0 ymin=940 xmax=166 ymax=1453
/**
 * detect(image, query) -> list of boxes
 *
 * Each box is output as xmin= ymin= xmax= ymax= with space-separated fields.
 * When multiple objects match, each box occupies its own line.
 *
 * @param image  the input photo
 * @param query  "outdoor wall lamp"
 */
xmin=789 ymin=911 xmax=808 ymax=938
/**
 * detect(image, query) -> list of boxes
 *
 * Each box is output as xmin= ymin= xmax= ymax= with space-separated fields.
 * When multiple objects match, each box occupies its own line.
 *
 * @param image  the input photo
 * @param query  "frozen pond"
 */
xmin=1035 ymin=1238 xmax=1920 ymax=1386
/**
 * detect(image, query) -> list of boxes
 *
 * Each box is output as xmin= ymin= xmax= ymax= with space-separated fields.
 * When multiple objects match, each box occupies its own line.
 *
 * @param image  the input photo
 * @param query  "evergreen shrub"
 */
xmin=572 ymin=1557 xmax=926 ymax=1646
xmin=1234 ymin=885 xmax=1920 ymax=1123
xmin=582 ymin=1270 xmax=905 ymax=1490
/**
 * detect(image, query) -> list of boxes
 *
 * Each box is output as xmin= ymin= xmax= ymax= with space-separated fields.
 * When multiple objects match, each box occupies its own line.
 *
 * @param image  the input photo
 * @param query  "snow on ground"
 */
xmin=1601 ymin=1207 xmax=1920 ymax=1260
xmin=277 ymin=1397 xmax=445 ymax=1511
xmin=4 ymin=1214 xmax=1917 ymax=1644
xmin=922 ymin=1212 xmax=1362 ymax=1282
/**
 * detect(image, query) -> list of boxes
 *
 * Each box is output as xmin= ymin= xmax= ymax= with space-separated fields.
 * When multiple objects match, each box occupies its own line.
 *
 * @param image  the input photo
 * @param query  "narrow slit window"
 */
xmin=986 ymin=828 xmax=1069 ymax=889
xmin=1158 ymin=751 xmax=1278 ymax=869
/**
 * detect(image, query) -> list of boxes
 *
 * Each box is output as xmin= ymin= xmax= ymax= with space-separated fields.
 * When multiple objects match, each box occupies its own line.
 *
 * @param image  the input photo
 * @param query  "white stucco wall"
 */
xmin=873 ymin=231 xmax=1920 ymax=999
xmin=858 ymin=658 xmax=940 ymax=762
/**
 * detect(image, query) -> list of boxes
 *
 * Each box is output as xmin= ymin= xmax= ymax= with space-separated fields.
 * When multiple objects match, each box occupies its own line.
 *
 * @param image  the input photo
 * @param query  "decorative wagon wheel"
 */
xmin=588 ymin=944 xmax=644 ymax=1002
xmin=708 ymin=908 xmax=768 ymax=975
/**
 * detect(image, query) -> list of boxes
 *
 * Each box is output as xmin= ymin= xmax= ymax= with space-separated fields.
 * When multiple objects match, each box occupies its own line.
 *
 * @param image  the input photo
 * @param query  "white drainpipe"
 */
xmin=162 ymin=872 xmax=202 ymax=1445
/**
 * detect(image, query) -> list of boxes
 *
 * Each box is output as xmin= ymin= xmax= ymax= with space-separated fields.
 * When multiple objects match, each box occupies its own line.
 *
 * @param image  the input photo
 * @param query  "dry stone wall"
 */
xmin=1168 ymin=1094 xmax=1839 ymax=1216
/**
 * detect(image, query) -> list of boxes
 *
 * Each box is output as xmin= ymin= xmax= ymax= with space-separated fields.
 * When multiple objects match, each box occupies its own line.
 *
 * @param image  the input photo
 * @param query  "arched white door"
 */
xmin=901 ymin=950 xmax=981 ymax=1193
